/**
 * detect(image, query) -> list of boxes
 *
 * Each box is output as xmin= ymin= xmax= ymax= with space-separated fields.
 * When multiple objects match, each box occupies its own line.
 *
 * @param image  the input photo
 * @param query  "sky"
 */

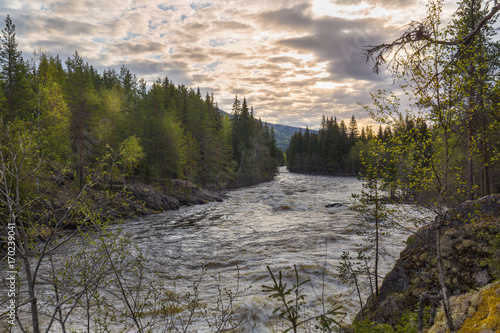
xmin=2 ymin=0 xmax=461 ymax=129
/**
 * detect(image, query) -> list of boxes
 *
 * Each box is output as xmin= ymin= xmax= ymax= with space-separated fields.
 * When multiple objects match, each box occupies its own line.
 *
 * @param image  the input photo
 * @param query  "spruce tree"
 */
xmin=0 ymin=15 xmax=33 ymax=120
xmin=65 ymin=51 xmax=99 ymax=190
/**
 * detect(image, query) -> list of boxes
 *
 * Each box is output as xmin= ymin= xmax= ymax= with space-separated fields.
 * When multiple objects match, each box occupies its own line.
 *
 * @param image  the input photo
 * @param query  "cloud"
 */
xmin=267 ymin=56 xmax=303 ymax=67
xmin=212 ymin=20 xmax=252 ymax=31
xmin=184 ymin=22 xmax=207 ymax=33
xmin=328 ymin=0 xmax=416 ymax=9
xmin=120 ymin=58 xmax=194 ymax=86
xmin=170 ymin=45 xmax=212 ymax=62
xmin=277 ymin=16 xmax=394 ymax=82
xmin=255 ymin=3 xmax=314 ymax=31
xmin=108 ymin=41 xmax=167 ymax=55
xmin=5 ymin=0 xmax=432 ymax=129
xmin=37 ymin=16 xmax=97 ymax=36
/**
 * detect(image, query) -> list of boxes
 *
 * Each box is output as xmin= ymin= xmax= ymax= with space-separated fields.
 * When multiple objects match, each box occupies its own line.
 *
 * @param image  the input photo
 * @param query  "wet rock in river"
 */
xmin=325 ymin=203 xmax=344 ymax=208
xmin=126 ymin=181 xmax=226 ymax=213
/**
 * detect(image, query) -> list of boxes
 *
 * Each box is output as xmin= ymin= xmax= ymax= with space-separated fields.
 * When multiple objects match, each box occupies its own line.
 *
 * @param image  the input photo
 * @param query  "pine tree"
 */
xmin=65 ymin=51 xmax=99 ymax=190
xmin=348 ymin=115 xmax=359 ymax=147
xmin=0 ymin=15 xmax=33 ymax=120
xmin=140 ymin=79 xmax=167 ymax=183
xmin=119 ymin=65 xmax=140 ymax=138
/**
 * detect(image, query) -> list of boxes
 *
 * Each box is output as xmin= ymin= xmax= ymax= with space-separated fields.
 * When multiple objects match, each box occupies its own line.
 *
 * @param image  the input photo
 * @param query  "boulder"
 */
xmin=326 ymin=203 xmax=344 ymax=208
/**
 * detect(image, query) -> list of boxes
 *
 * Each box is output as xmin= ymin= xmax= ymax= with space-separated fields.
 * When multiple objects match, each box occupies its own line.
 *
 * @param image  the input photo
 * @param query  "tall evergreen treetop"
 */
xmin=232 ymin=94 xmax=241 ymax=115
xmin=0 ymin=15 xmax=21 ymax=82
xmin=0 ymin=15 xmax=25 ymax=119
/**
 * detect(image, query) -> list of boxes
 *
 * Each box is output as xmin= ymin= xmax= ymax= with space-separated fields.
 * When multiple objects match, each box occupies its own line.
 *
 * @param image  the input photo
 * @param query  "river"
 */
xmin=8 ymin=167 xmax=417 ymax=332
xmin=111 ymin=167 xmax=414 ymax=332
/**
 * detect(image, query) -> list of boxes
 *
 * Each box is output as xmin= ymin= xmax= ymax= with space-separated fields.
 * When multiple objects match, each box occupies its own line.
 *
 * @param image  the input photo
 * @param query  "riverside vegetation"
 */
xmin=287 ymin=0 xmax=500 ymax=332
xmin=2 ymin=0 xmax=500 ymax=332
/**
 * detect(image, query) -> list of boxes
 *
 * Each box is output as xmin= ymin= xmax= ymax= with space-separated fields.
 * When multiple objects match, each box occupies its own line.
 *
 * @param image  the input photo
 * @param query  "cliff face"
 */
xmin=355 ymin=194 xmax=500 ymax=328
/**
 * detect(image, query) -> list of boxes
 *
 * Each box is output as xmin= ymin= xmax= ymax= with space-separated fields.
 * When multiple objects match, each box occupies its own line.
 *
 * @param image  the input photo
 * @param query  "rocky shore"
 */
xmin=38 ymin=179 xmax=226 ymax=229
xmin=125 ymin=180 xmax=226 ymax=213
xmin=353 ymin=194 xmax=500 ymax=332
xmin=102 ymin=180 xmax=226 ymax=220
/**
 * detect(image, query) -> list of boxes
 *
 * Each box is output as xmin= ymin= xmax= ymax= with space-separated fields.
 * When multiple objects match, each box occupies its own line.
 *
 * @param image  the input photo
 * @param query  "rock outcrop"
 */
xmin=354 ymin=194 xmax=500 ymax=328
xmin=41 ymin=180 xmax=226 ymax=227
xmin=125 ymin=181 xmax=225 ymax=213
xmin=428 ymin=281 xmax=500 ymax=333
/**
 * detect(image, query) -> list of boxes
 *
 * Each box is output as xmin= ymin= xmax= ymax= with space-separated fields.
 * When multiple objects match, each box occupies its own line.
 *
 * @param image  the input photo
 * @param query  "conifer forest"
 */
xmin=2 ymin=0 xmax=500 ymax=332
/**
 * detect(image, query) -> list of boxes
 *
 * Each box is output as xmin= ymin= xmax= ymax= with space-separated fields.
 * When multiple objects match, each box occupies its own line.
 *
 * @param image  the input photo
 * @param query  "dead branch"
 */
xmin=364 ymin=1 xmax=500 ymax=73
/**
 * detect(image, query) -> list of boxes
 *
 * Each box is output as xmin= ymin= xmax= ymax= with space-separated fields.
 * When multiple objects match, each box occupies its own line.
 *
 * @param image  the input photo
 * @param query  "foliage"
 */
xmin=336 ymin=251 xmax=371 ymax=316
xmin=352 ymin=307 xmax=432 ymax=333
xmin=262 ymin=265 xmax=344 ymax=333
xmin=262 ymin=265 xmax=309 ymax=332
xmin=119 ymin=135 xmax=144 ymax=183
xmin=352 ymin=319 xmax=395 ymax=333
xmin=348 ymin=136 xmax=410 ymax=311
xmin=230 ymin=96 xmax=280 ymax=186
xmin=286 ymin=116 xmax=378 ymax=175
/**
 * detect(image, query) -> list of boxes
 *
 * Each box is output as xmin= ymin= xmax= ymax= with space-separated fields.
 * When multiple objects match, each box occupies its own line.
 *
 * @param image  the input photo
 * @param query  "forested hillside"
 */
xmin=287 ymin=115 xmax=388 ymax=175
xmin=0 ymin=15 xmax=280 ymax=193
xmin=218 ymin=109 xmax=309 ymax=152
xmin=269 ymin=123 xmax=314 ymax=152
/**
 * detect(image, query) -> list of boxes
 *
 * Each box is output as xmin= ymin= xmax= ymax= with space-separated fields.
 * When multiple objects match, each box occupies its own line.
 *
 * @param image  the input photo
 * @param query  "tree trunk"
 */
xmin=374 ymin=179 xmax=379 ymax=302
xmin=24 ymin=257 xmax=41 ymax=333
xmin=435 ymin=225 xmax=455 ymax=332
xmin=467 ymin=116 xmax=474 ymax=200
xmin=481 ymin=112 xmax=490 ymax=196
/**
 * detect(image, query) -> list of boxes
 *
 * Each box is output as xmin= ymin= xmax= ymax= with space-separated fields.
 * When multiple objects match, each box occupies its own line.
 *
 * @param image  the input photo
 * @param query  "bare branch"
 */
xmin=365 ymin=2 xmax=500 ymax=73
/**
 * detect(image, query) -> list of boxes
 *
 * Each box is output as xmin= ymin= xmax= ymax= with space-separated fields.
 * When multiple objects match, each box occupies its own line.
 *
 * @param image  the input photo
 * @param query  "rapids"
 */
xmin=115 ymin=167 xmax=414 ymax=331
xmin=7 ymin=167 xmax=418 ymax=332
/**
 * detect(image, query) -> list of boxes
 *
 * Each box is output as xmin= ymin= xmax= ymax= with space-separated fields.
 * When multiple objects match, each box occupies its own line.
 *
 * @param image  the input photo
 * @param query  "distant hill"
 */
xmin=270 ymin=123 xmax=316 ymax=151
xmin=218 ymin=110 xmax=313 ymax=151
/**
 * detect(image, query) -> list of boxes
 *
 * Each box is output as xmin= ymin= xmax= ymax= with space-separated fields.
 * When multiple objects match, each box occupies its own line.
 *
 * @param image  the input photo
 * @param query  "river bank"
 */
xmin=32 ymin=178 xmax=227 ymax=232
xmin=348 ymin=194 xmax=500 ymax=332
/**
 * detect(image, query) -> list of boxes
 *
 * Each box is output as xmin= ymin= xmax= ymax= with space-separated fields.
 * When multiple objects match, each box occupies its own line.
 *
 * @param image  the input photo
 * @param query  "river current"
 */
xmin=114 ymin=167 xmax=414 ymax=331
xmin=7 ymin=168 xmax=418 ymax=332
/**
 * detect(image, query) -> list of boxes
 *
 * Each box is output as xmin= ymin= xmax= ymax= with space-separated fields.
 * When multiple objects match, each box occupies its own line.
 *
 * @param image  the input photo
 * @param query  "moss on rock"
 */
xmin=428 ymin=281 xmax=500 ymax=333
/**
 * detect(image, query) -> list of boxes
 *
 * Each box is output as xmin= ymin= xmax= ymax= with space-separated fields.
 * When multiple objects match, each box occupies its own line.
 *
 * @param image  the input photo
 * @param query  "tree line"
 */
xmin=286 ymin=115 xmax=393 ymax=175
xmin=0 ymin=15 xmax=280 ymax=193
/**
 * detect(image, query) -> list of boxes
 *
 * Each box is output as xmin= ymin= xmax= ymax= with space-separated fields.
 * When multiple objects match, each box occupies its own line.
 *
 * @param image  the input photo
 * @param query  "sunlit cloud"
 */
xmin=4 ymin=0 xmax=459 ymax=129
